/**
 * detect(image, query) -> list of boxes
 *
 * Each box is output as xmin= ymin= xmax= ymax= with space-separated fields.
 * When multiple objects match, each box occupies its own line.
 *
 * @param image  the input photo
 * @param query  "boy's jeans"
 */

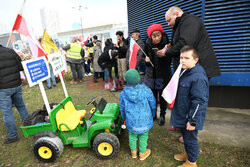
xmin=129 ymin=131 xmax=148 ymax=153
xmin=0 ymin=85 xmax=29 ymax=138
xmin=46 ymin=63 xmax=56 ymax=88
xmin=180 ymin=128 xmax=199 ymax=162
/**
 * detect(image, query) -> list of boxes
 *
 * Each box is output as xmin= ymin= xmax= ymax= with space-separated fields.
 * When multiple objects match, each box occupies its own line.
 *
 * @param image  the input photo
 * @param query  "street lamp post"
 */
xmin=72 ymin=5 xmax=84 ymax=40
xmin=78 ymin=5 xmax=84 ymax=39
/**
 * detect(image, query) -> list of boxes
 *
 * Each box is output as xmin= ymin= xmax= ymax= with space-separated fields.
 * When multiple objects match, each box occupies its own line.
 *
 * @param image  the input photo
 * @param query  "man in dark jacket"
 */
xmin=0 ymin=44 xmax=29 ymax=144
xmin=126 ymin=29 xmax=146 ymax=76
xmin=114 ymin=31 xmax=129 ymax=83
xmin=158 ymin=6 xmax=220 ymax=78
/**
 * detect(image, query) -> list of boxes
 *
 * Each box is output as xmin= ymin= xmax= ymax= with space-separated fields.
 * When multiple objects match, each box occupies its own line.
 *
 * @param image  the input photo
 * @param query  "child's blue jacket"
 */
xmin=119 ymin=83 xmax=156 ymax=134
xmin=171 ymin=64 xmax=209 ymax=130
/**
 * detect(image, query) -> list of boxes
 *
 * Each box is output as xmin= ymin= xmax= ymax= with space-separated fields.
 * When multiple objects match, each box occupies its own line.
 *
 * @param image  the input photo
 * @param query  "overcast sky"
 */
xmin=0 ymin=0 xmax=127 ymax=36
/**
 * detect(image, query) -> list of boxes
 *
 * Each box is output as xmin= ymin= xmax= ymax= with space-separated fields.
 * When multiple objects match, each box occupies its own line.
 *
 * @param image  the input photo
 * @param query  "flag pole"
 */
xmin=8 ymin=0 xmax=27 ymax=48
xmin=134 ymin=39 xmax=154 ymax=68
xmin=6 ymin=31 xmax=13 ymax=47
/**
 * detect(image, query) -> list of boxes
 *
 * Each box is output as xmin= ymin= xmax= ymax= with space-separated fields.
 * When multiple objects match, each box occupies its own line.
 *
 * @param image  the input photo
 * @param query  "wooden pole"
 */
xmin=6 ymin=31 xmax=13 ymax=48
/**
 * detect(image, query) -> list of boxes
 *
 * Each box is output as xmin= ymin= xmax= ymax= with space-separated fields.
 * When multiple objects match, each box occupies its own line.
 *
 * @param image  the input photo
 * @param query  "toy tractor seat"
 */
xmin=56 ymin=101 xmax=86 ymax=131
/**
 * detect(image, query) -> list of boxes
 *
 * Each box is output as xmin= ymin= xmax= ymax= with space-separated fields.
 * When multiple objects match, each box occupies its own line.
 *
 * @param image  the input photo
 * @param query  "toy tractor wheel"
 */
xmin=93 ymin=132 xmax=120 ymax=159
xmin=34 ymin=136 xmax=64 ymax=162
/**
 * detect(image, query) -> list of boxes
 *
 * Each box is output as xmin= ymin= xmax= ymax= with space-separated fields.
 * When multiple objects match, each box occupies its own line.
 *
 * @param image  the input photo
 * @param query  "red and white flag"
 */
xmin=129 ymin=38 xmax=140 ymax=69
xmin=162 ymin=64 xmax=185 ymax=109
xmin=12 ymin=3 xmax=47 ymax=58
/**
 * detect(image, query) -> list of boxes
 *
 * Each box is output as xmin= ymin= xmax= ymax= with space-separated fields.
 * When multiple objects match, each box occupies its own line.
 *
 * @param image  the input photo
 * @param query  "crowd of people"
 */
xmin=0 ymin=6 xmax=221 ymax=167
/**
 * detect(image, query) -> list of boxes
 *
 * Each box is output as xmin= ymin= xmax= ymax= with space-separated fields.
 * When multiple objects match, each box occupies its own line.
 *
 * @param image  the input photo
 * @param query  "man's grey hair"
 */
xmin=168 ymin=6 xmax=183 ymax=15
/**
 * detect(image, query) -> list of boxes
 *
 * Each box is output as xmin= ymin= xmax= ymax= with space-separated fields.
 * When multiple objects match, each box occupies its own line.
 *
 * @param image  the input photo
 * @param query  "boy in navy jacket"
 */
xmin=171 ymin=45 xmax=209 ymax=167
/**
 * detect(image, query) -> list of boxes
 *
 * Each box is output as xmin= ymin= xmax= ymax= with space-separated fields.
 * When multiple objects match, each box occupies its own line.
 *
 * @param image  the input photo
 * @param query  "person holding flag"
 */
xmin=126 ymin=29 xmax=146 ymax=77
xmin=169 ymin=45 xmax=209 ymax=167
xmin=144 ymin=23 xmax=172 ymax=126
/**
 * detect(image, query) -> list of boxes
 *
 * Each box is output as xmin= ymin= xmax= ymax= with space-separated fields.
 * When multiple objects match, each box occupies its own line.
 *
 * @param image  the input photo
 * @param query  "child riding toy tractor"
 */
xmin=20 ymin=96 xmax=123 ymax=162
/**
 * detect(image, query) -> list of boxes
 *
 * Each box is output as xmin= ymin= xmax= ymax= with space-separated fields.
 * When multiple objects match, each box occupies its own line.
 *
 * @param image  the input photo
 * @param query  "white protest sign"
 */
xmin=22 ymin=56 xmax=50 ymax=87
xmin=48 ymin=51 xmax=69 ymax=98
xmin=47 ymin=52 xmax=65 ymax=75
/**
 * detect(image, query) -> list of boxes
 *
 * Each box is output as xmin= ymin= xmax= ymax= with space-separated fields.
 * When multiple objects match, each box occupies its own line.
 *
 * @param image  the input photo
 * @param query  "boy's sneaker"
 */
xmin=139 ymin=149 xmax=151 ymax=160
xmin=178 ymin=160 xmax=197 ymax=167
xmin=131 ymin=150 xmax=137 ymax=158
xmin=174 ymin=152 xmax=187 ymax=161
xmin=4 ymin=136 xmax=19 ymax=144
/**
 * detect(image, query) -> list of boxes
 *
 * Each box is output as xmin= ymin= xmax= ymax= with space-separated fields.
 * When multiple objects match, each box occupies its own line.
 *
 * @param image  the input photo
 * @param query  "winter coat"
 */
xmin=119 ymin=83 xmax=156 ymax=134
xmin=93 ymin=46 xmax=103 ymax=72
xmin=115 ymin=38 xmax=129 ymax=59
xmin=0 ymin=45 xmax=23 ymax=89
xmin=98 ymin=51 xmax=113 ymax=70
xmin=165 ymin=13 xmax=220 ymax=78
xmin=170 ymin=64 xmax=209 ymax=130
xmin=103 ymin=41 xmax=114 ymax=53
xmin=144 ymin=34 xmax=172 ymax=90
xmin=126 ymin=38 xmax=146 ymax=72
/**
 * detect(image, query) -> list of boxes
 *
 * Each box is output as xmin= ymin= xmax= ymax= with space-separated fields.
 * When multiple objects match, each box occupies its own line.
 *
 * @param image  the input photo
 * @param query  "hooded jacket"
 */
xmin=119 ymin=84 xmax=156 ymax=134
xmin=170 ymin=64 xmax=209 ymax=130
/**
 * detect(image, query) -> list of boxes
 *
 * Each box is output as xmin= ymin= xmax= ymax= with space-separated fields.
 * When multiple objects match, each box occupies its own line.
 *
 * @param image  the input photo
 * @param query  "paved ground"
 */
xmin=112 ymin=91 xmax=250 ymax=148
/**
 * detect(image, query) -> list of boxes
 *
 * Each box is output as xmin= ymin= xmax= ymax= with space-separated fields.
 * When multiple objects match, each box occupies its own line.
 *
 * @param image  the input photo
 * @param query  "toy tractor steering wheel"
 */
xmin=87 ymin=96 xmax=98 ymax=119
xmin=87 ymin=96 xmax=97 ymax=106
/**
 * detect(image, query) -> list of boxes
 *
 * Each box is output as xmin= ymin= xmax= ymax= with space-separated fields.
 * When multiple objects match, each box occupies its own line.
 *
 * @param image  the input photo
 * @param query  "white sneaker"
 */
xmin=88 ymin=73 xmax=93 ymax=76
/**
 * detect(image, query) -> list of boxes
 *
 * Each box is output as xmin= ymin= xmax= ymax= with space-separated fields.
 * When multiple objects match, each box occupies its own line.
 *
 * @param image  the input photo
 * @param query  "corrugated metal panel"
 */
xmin=127 ymin=0 xmax=202 ymax=41
xmin=127 ymin=0 xmax=154 ymax=39
xmin=204 ymin=0 xmax=250 ymax=73
xmin=152 ymin=0 xmax=202 ymax=41
xmin=127 ymin=0 xmax=250 ymax=86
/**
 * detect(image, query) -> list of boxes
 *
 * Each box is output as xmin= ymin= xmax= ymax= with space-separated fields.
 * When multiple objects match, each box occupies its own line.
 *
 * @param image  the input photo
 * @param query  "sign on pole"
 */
xmin=48 ymin=52 xmax=69 ymax=98
xmin=22 ymin=56 xmax=50 ymax=87
xmin=22 ymin=56 xmax=51 ymax=113
xmin=47 ymin=52 xmax=66 ymax=75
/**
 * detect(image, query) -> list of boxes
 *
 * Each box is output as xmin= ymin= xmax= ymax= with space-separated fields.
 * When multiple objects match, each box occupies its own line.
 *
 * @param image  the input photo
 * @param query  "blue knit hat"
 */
xmin=125 ymin=69 xmax=141 ymax=86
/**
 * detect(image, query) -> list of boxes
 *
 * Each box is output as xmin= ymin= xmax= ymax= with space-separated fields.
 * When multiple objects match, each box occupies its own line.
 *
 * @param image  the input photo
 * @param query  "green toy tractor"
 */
xmin=20 ymin=96 xmax=123 ymax=162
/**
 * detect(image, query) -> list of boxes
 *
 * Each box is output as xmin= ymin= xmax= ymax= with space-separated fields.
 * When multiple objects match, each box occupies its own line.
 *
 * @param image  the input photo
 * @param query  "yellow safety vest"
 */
xmin=87 ymin=42 xmax=96 ymax=54
xmin=66 ymin=43 xmax=82 ymax=59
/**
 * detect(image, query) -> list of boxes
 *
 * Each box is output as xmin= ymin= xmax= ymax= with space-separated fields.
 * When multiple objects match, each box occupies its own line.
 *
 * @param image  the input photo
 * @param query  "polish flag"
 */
xmin=129 ymin=38 xmax=140 ymax=69
xmin=12 ymin=14 xmax=47 ymax=58
xmin=162 ymin=64 xmax=185 ymax=109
